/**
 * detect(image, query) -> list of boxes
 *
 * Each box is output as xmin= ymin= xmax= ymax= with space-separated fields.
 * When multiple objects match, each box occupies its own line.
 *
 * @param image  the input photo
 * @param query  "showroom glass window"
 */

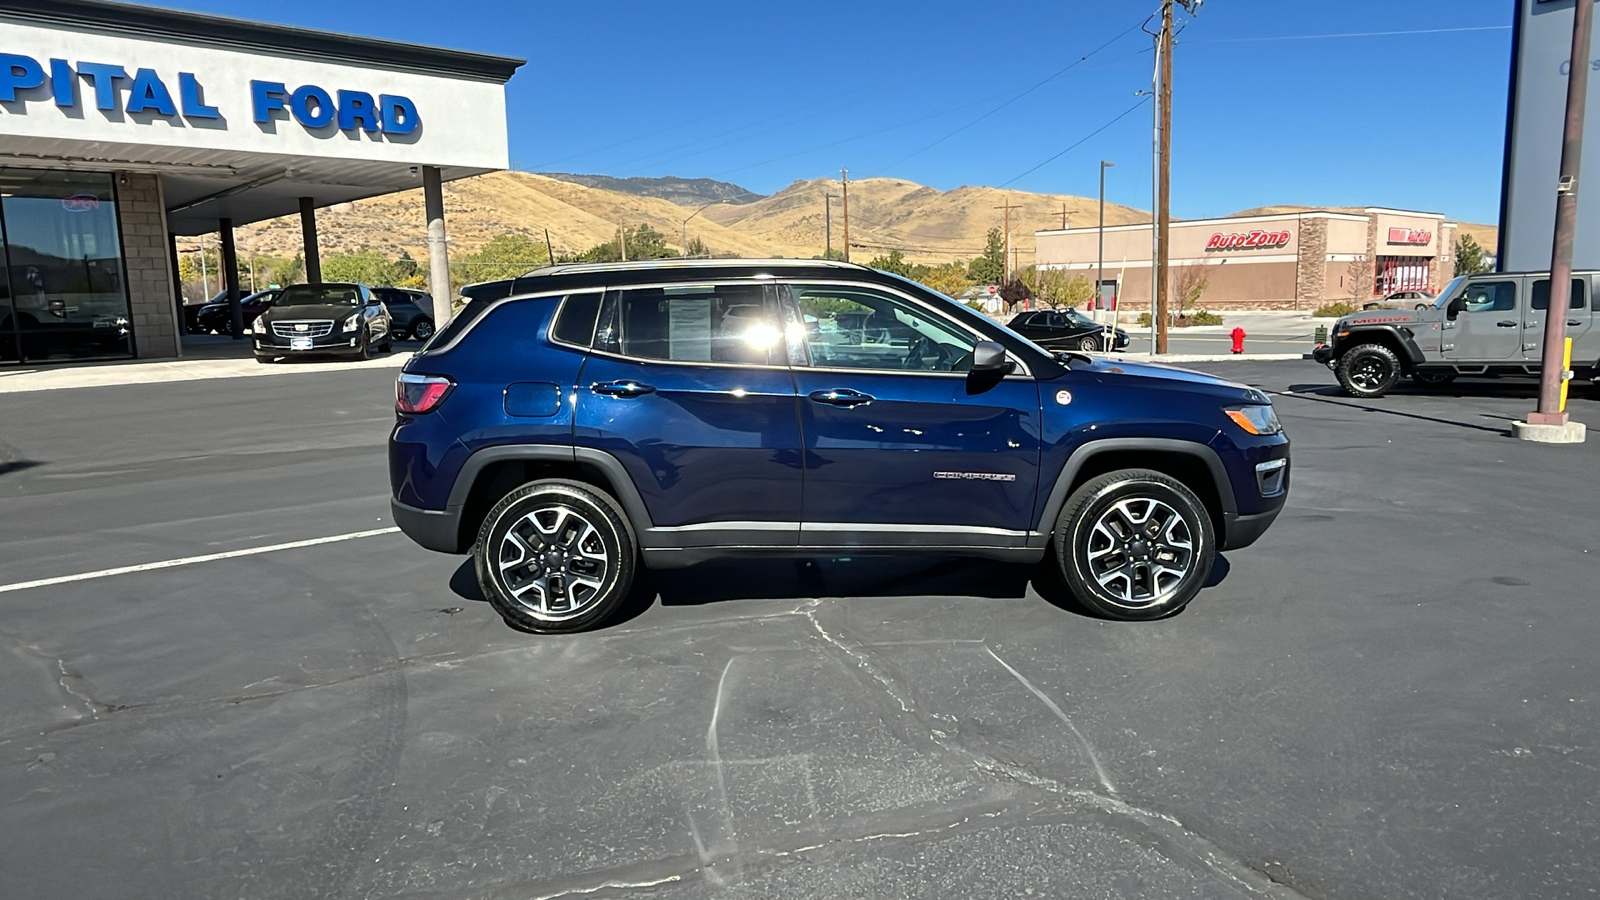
xmin=0 ymin=169 xmax=134 ymax=363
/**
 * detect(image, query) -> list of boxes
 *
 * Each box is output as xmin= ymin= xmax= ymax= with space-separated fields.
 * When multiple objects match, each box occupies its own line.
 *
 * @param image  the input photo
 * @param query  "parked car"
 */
xmin=251 ymin=282 xmax=393 ymax=362
xmin=371 ymin=287 xmax=437 ymax=341
xmin=1007 ymin=308 xmax=1130 ymax=352
xmin=1312 ymin=270 xmax=1600 ymax=397
xmin=1362 ymin=290 xmax=1436 ymax=311
xmin=181 ymin=291 xmax=226 ymax=334
xmin=389 ymin=259 xmax=1290 ymax=633
xmin=194 ymin=289 xmax=280 ymax=336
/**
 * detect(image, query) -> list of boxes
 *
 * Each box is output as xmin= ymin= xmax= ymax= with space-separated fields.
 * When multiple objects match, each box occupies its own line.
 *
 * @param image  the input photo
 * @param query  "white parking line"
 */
xmin=0 ymin=527 xmax=401 ymax=595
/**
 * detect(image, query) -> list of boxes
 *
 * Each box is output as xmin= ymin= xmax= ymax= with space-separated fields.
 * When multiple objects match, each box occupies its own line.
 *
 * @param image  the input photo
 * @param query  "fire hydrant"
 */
xmin=1230 ymin=326 xmax=1246 ymax=355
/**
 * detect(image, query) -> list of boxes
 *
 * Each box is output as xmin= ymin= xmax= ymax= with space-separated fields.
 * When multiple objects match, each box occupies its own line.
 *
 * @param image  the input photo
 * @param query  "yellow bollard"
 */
xmin=1558 ymin=337 xmax=1574 ymax=412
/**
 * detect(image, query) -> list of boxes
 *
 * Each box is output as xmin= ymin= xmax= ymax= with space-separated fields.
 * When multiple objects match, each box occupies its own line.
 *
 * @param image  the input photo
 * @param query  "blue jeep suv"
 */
xmin=390 ymin=259 xmax=1289 ymax=632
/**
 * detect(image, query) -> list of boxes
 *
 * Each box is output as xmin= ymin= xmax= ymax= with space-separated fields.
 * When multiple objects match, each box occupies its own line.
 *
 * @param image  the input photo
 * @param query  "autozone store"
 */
xmin=1034 ymin=208 xmax=1458 ymax=310
xmin=0 ymin=0 xmax=520 ymax=365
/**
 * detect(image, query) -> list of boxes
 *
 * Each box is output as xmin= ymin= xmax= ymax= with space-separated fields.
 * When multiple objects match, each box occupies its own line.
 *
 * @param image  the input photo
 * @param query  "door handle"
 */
xmin=809 ymin=388 xmax=875 ymax=407
xmin=1570 ymin=320 xmax=1583 ymax=327
xmin=1496 ymin=321 xmax=1517 ymax=328
xmin=592 ymin=380 xmax=656 ymax=398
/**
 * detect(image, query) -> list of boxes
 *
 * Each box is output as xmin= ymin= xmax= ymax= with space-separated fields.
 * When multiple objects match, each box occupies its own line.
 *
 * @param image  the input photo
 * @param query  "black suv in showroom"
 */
xmin=252 ymin=283 xmax=393 ymax=362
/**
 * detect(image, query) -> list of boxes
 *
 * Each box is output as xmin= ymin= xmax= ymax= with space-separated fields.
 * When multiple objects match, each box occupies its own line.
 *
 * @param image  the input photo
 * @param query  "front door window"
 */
xmin=0 ymin=169 xmax=134 ymax=364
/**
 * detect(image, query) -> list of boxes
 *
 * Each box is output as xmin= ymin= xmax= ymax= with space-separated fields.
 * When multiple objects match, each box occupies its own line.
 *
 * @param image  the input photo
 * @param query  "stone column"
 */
xmin=299 ymin=197 xmax=321 ymax=283
xmin=114 ymin=172 xmax=179 ymax=359
xmin=423 ymin=166 xmax=452 ymax=328
xmin=1294 ymin=216 xmax=1328 ymax=310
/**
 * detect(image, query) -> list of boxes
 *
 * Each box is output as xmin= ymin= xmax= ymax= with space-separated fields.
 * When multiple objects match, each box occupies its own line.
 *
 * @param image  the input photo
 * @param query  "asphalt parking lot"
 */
xmin=2 ymin=361 xmax=1597 ymax=899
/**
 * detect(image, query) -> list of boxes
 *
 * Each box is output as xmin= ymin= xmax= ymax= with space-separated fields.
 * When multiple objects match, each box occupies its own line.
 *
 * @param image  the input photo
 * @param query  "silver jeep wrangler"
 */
xmin=1311 ymin=271 xmax=1600 ymax=398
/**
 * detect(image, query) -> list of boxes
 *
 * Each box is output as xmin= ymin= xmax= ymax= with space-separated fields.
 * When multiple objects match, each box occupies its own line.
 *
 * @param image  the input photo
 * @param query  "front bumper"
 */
xmin=392 ymin=498 xmax=466 ymax=554
xmin=254 ymin=334 xmax=362 ymax=355
xmin=1222 ymin=505 xmax=1283 ymax=551
xmin=1311 ymin=344 xmax=1334 ymax=365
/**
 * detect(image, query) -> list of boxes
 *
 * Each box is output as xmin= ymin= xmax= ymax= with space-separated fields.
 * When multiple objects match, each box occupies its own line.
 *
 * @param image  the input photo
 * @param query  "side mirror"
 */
xmin=970 ymin=340 xmax=1013 ymax=376
xmin=1446 ymin=296 xmax=1465 ymax=320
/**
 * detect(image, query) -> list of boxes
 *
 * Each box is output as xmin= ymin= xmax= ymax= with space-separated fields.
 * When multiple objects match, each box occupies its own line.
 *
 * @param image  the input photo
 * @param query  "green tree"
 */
xmin=865 ymin=249 xmax=915 ymax=278
xmin=455 ymin=233 xmax=553 ymax=286
xmin=321 ymin=248 xmax=416 ymax=286
xmin=684 ymin=236 xmax=710 ymax=258
xmin=1454 ymin=234 xmax=1490 ymax=276
xmin=968 ymin=227 xmax=1005 ymax=285
xmin=919 ymin=261 xmax=973 ymax=298
xmin=813 ymin=248 xmax=846 ymax=261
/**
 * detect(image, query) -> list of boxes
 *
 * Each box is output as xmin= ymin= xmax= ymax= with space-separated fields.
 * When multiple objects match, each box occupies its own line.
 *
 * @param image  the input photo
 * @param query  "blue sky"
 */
xmin=168 ymin=0 xmax=1516 ymax=223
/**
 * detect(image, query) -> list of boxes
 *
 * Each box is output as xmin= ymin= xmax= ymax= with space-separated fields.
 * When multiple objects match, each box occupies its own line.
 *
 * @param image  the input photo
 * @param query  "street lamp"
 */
xmin=681 ymin=200 xmax=727 ymax=258
xmin=1098 ymin=161 xmax=1114 ymax=324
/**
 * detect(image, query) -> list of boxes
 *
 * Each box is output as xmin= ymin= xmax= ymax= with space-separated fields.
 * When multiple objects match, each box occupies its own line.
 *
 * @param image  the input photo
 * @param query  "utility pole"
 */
xmin=545 ymin=228 xmax=556 ymax=266
xmin=1098 ymin=161 xmax=1115 ymax=313
xmin=1060 ymin=203 xmax=1069 ymax=231
xmin=1520 ymin=0 xmax=1592 ymax=443
xmin=199 ymin=233 xmax=210 ymax=299
xmin=994 ymin=200 xmax=1022 ymax=283
xmin=619 ymin=226 xmax=627 ymax=262
xmin=840 ymin=169 xmax=850 ymax=263
xmin=825 ymin=192 xmax=835 ymax=259
xmin=1155 ymin=0 xmax=1174 ymax=354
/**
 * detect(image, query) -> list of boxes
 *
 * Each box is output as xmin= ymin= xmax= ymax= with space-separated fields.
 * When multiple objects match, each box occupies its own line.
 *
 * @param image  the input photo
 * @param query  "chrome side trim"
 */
xmin=651 ymin=521 xmax=800 ymax=532
xmin=800 ymin=522 xmax=1029 ymax=537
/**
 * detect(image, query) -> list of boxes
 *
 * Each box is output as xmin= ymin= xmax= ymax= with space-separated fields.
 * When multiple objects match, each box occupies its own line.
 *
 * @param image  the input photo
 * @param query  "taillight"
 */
xmin=396 ymin=373 xmax=453 ymax=414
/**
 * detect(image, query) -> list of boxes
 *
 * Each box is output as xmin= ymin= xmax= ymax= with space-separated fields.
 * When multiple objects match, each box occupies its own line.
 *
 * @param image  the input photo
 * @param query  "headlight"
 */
xmin=342 ymin=313 xmax=361 ymax=333
xmin=1224 ymin=404 xmax=1282 ymax=436
xmin=252 ymin=317 xmax=267 ymax=334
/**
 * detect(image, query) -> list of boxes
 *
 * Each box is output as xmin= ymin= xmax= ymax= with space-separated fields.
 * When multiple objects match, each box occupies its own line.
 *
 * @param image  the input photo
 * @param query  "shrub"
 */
xmin=1314 ymin=301 xmax=1359 ymax=318
xmin=1181 ymin=309 xmax=1224 ymax=326
xmin=965 ymin=299 xmax=988 ymax=312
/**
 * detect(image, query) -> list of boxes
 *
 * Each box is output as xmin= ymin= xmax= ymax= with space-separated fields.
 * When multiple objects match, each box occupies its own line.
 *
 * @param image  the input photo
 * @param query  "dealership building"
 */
xmin=1035 ymin=208 xmax=1458 ymax=311
xmin=0 ymin=0 xmax=521 ymax=365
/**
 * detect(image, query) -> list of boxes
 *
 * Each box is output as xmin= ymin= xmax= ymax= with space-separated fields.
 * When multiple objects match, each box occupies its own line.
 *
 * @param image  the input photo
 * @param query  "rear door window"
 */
xmin=550 ymin=293 xmax=603 ymax=347
xmin=598 ymin=284 xmax=781 ymax=365
xmin=1531 ymin=279 xmax=1588 ymax=310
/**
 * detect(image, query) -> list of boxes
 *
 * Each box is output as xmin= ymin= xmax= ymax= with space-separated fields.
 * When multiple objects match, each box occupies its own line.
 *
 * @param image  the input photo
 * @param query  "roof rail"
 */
xmin=514 ymin=258 xmax=870 ymax=279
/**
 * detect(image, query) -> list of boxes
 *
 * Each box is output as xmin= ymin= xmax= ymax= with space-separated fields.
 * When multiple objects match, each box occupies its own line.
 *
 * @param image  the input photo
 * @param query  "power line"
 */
xmin=867 ymin=14 xmax=1156 ymax=176
xmin=997 ymin=97 xmax=1152 ymax=188
xmin=1184 ymin=24 xmax=1509 ymax=44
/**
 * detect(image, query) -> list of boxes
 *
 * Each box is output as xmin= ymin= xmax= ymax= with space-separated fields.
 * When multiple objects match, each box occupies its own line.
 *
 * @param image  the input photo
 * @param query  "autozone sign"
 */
xmin=1206 ymin=230 xmax=1291 ymax=251
xmin=1387 ymin=227 xmax=1433 ymax=245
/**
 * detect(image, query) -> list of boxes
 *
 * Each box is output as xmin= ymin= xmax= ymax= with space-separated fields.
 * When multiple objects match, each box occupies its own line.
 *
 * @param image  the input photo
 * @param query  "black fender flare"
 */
xmin=1033 ymin=437 xmax=1238 ymax=541
xmin=444 ymin=444 xmax=656 ymax=544
xmin=1338 ymin=325 xmax=1425 ymax=367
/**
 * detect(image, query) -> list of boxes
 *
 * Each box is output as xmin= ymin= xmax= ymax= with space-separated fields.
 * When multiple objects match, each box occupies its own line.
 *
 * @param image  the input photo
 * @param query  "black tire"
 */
xmin=1077 ymin=335 xmax=1101 ymax=352
xmin=379 ymin=333 xmax=394 ymax=354
xmin=475 ymin=479 xmax=637 ymax=633
xmin=1414 ymin=303 xmax=1431 ymax=310
xmin=358 ymin=333 xmax=375 ymax=360
xmin=1053 ymin=469 xmax=1215 ymax=621
xmin=1336 ymin=343 xmax=1401 ymax=398
xmin=410 ymin=318 xmax=435 ymax=342
xmin=1411 ymin=370 xmax=1456 ymax=388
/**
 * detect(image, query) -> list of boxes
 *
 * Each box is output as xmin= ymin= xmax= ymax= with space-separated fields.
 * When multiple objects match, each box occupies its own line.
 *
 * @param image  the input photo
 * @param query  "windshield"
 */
xmin=1432 ymin=276 xmax=1468 ymax=308
xmin=878 ymin=271 xmax=1055 ymax=358
xmin=1060 ymin=308 xmax=1096 ymax=326
xmin=276 ymin=284 xmax=362 ymax=307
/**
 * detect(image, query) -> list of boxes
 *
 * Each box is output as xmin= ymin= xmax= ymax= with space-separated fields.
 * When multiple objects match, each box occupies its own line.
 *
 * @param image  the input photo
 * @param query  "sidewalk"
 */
xmin=0 ymin=350 xmax=411 ymax=394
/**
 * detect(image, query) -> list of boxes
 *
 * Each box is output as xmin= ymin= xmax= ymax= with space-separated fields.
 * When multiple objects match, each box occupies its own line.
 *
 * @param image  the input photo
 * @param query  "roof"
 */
xmin=461 ymin=259 xmax=885 ymax=303
xmin=1 ymin=0 xmax=525 ymax=83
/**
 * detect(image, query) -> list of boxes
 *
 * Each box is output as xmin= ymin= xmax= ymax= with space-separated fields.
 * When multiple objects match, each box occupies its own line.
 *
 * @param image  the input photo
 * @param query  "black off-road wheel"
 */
xmin=1053 ymin=469 xmax=1215 ymax=621
xmin=1336 ymin=343 xmax=1401 ymax=398
xmin=475 ymin=479 xmax=638 ymax=634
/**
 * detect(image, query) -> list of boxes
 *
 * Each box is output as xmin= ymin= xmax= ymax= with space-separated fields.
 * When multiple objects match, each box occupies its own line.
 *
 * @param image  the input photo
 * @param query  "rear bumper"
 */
xmin=391 ymin=498 xmax=465 ymax=554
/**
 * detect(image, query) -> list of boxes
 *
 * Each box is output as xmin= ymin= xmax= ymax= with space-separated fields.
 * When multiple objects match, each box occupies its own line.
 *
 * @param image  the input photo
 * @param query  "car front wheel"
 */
xmin=475 ymin=480 xmax=637 ymax=633
xmin=1053 ymin=468 xmax=1215 ymax=620
xmin=1336 ymin=343 xmax=1401 ymax=398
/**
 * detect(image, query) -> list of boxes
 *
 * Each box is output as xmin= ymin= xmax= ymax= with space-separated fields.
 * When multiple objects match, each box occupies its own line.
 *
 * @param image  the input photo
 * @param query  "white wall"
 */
xmin=0 ymin=21 xmax=508 ymax=171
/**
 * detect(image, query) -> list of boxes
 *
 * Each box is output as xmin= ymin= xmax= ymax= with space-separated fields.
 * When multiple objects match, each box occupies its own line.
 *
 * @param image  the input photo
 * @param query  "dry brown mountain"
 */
xmin=209 ymin=172 xmax=1150 ymax=268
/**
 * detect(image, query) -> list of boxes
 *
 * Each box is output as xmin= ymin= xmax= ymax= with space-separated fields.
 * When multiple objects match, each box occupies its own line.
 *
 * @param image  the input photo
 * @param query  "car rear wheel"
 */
xmin=1077 ymin=335 xmax=1101 ymax=352
xmin=410 ymin=317 xmax=435 ymax=341
xmin=1053 ymin=468 xmax=1215 ymax=621
xmin=475 ymin=479 xmax=637 ymax=633
xmin=1336 ymin=343 xmax=1401 ymax=398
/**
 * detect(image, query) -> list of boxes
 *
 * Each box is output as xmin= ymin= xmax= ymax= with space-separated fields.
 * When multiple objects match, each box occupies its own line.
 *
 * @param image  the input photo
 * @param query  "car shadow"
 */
xmin=450 ymin=551 xmax=1234 ymax=628
xmin=1274 ymin=385 xmax=1510 ymax=434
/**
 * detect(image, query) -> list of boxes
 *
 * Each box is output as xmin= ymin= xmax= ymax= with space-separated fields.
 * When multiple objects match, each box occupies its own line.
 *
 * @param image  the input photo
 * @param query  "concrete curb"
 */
xmin=0 ymin=352 xmax=411 ymax=394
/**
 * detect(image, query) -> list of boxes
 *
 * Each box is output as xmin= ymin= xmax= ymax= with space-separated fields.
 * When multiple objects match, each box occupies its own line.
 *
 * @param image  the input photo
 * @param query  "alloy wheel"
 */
xmin=1350 ymin=356 xmax=1390 ymax=392
xmin=1084 ymin=497 xmax=1194 ymax=608
xmin=496 ymin=505 xmax=612 ymax=621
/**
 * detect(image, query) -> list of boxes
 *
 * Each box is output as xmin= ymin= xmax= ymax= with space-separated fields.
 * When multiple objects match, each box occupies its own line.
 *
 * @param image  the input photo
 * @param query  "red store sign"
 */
xmin=1206 ymin=230 xmax=1291 ymax=251
xmin=1387 ymin=227 xmax=1432 ymax=245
